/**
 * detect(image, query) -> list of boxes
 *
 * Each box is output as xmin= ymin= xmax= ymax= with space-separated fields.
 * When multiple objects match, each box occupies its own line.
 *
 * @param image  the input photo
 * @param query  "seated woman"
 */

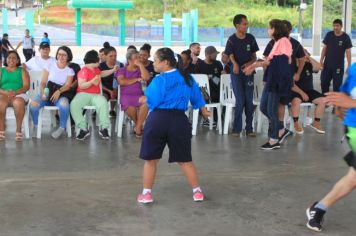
xmin=290 ymin=49 xmax=326 ymax=134
xmin=0 ymin=50 xmax=30 ymax=141
xmin=70 ymin=50 xmax=119 ymax=140
xmin=99 ymin=44 xmax=120 ymax=117
xmin=116 ymin=49 xmax=150 ymax=137
xmin=30 ymin=46 xmax=75 ymax=139
xmin=139 ymin=43 xmax=157 ymax=86
xmin=180 ymin=49 xmax=195 ymax=74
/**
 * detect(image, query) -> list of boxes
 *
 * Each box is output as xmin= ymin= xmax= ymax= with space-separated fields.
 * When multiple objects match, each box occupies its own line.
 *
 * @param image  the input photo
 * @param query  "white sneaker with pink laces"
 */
xmin=193 ymin=191 xmax=204 ymax=202
xmin=137 ymin=192 xmax=153 ymax=203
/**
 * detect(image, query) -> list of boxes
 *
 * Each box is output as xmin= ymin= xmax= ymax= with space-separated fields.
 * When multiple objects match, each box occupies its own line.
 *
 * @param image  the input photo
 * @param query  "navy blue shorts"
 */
xmin=139 ymin=109 xmax=192 ymax=163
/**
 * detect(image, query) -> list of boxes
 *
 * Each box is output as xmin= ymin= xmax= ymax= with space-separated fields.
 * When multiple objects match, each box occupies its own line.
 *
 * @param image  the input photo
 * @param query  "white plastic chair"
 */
xmin=115 ymin=86 xmax=131 ymax=138
xmin=253 ymin=69 xmax=264 ymax=133
xmin=81 ymin=83 xmax=112 ymax=136
xmin=220 ymin=74 xmax=235 ymax=135
xmin=30 ymin=72 xmax=72 ymax=139
xmin=220 ymin=70 xmax=264 ymax=134
xmin=3 ymin=70 xmax=41 ymax=139
xmin=191 ymin=74 xmax=222 ymax=135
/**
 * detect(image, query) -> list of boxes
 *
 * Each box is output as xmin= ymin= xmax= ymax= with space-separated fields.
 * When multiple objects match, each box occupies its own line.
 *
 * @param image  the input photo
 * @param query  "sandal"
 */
xmin=134 ymin=128 xmax=142 ymax=138
xmin=0 ymin=131 xmax=5 ymax=140
xmin=15 ymin=132 xmax=23 ymax=141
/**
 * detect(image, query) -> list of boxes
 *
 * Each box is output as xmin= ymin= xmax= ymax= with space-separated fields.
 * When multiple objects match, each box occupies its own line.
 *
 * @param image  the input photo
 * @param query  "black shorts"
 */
xmin=291 ymin=90 xmax=324 ymax=103
xmin=139 ymin=109 xmax=192 ymax=163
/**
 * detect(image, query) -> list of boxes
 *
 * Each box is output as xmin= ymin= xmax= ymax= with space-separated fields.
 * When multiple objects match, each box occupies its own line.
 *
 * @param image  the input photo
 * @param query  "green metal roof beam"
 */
xmin=67 ymin=0 xmax=134 ymax=10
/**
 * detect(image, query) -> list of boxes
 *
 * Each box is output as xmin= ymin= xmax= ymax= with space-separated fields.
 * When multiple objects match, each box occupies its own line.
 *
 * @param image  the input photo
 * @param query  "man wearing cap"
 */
xmin=25 ymin=42 xmax=55 ymax=71
xmin=224 ymin=14 xmax=259 ymax=137
xmin=196 ymin=46 xmax=223 ymax=102
xmin=195 ymin=46 xmax=223 ymax=126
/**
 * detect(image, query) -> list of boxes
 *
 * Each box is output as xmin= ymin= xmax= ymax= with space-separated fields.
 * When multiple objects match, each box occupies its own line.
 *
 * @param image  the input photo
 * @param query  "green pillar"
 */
xmin=163 ymin=12 xmax=172 ymax=46
xmin=75 ymin=8 xmax=82 ymax=46
xmin=219 ymin=27 xmax=225 ymax=46
xmin=119 ymin=9 xmax=125 ymax=46
xmin=25 ymin=10 xmax=34 ymax=34
xmin=182 ymin=13 xmax=191 ymax=46
xmin=2 ymin=8 xmax=8 ymax=34
xmin=190 ymin=9 xmax=198 ymax=42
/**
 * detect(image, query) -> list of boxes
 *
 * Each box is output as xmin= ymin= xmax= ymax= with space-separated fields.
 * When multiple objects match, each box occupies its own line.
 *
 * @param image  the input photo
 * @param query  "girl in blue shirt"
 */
xmin=137 ymin=47 xmax=209 ymax=204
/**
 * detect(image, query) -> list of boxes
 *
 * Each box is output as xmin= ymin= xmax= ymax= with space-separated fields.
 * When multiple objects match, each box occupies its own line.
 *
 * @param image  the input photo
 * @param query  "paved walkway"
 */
xmin=0 ymin=112 xmax=355 ymax=235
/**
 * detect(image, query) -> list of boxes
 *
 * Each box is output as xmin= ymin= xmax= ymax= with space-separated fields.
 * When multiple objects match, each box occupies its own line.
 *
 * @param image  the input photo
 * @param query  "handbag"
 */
xmin=46 ymin=80 xmax=73 ymax=101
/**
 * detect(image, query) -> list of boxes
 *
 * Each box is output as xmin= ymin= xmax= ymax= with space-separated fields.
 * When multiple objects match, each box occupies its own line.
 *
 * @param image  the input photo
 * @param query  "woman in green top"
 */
xmin=0 ymin=50 xmax=30 ymax=141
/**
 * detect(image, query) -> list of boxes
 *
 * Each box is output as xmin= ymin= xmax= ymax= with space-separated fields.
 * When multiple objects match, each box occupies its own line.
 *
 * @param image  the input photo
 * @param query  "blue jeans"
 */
xmin=261 ymin=87 xmax=285 ymax=137
xmin=260 ymin=87 xmax=280 ymax=139
xmin=30 ymin=95 xmax=70 ymax=129
xmin=230 ymin=73 xmax=254 ymax=133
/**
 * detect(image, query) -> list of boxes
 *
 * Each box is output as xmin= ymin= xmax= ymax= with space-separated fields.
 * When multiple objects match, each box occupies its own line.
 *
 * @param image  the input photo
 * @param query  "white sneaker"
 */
xmin=51 ymin=127 xmax=65 ymax=139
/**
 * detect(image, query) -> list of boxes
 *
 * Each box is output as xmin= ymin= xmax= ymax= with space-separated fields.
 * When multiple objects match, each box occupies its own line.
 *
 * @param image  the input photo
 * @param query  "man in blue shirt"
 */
xmin=224 ymin=14 xmax=259 ymax=137
xmin=320 ymin=19 xmax=352 ymax=94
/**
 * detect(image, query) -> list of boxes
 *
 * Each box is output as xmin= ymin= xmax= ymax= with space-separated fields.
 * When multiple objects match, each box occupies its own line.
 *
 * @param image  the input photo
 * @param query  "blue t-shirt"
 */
xmin=144 ymin=69 xmax=205 ymax=111
xmin=340 ymin=63 xmax=356 ymax=128
xmin=41 ymin=37 xmax=51 ymax=45
xmin=224 ymin=33 xmax=259 ymax=69
xmin=323 ymin=31 xmax=353 ymax=69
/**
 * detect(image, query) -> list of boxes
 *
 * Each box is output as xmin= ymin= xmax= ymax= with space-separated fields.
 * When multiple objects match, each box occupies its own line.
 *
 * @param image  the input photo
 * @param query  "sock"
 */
xmin=269 ymin=138 xmax=279 ymax=143
xmin=315 ymin=201 xmax=328 ymax=211
xmin=192 ymin=187 xmax=202 ymax=193
xmin=293 ymin=117 xmax=299 ymax=122
xmin=314 ymin=118 xmax=321 ymax=122
xmin=142 ymin=188 xmax=151 ymax=195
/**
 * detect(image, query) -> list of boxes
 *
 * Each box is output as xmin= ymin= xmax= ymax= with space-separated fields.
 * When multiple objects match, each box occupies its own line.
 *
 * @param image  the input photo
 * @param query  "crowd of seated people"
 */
xmin=0 ymin=37 xmax=336 ymax=142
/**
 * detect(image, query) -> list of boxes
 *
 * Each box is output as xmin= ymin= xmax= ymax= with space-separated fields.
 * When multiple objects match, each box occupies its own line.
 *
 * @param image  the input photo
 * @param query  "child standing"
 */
xmin=244 ymin=19 xmax=292 ymax=150
xmin=137 ymin=48 xmax=209 ymax=204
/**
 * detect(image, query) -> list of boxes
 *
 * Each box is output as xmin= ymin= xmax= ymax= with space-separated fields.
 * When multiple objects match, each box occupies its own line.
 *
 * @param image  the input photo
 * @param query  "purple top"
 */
xmin=115 ymin=67 xmax=143 ymax=96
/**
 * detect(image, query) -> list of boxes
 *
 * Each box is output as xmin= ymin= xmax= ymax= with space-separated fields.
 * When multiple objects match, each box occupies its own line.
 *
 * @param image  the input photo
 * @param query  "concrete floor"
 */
xmin=0 ymin=112 xmax=356 ymax=236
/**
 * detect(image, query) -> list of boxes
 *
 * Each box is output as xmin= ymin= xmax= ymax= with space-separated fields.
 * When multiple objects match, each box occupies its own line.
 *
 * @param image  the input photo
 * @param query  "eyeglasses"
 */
xmin=57 ymin=53 xmax=68 ymax=57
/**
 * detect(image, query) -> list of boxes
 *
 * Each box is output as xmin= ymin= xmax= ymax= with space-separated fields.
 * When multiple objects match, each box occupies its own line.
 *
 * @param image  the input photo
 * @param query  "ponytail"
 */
xmin=155 ymin=47 xmax=193 ymax=87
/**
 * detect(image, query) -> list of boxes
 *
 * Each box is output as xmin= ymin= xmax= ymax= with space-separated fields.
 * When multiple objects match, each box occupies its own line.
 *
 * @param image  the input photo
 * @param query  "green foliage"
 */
xmin=40 ymin=0 xmax=356 ymax=28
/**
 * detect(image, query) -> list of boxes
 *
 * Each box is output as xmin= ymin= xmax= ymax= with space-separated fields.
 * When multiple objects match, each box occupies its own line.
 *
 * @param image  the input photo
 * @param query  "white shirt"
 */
xmin=25 ymin=56 xmax=56 ymax=71
xmin=45 ymin=60 xmax=75 ymax=85
xmin=23 ymin=36 xmax=34 ymax=49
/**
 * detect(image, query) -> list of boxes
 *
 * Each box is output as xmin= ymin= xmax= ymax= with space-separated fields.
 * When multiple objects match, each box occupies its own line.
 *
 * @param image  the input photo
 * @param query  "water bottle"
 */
xmin=42 ymin=87 xmax=49 ymax=100
xmin=141 ymin=81 xmax=147 ymax=92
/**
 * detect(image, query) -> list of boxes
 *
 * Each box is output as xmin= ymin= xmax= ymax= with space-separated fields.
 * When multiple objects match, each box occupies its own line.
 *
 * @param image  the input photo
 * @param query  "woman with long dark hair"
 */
xmin=137 ymin=47 xmax=210 ymax=204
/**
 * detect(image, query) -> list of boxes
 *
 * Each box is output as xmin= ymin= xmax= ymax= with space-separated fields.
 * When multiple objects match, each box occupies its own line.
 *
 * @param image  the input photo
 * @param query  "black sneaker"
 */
xmin=99 ymin=128 xmax=110 ymax=140
xmin=260 ymin=141 xmax=280 ymax=150
xmin=76 ymin=129 xmax=90 ymax=141
xmin=109 ymin=110 xmax=116 ymax=117
xmin=278 ymin=128 xmax=293 ymax=144
xmin=202 ymin=120 xmax=216 ymax=127
xmin=306 ymin=202 xmax=326 ymax=232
